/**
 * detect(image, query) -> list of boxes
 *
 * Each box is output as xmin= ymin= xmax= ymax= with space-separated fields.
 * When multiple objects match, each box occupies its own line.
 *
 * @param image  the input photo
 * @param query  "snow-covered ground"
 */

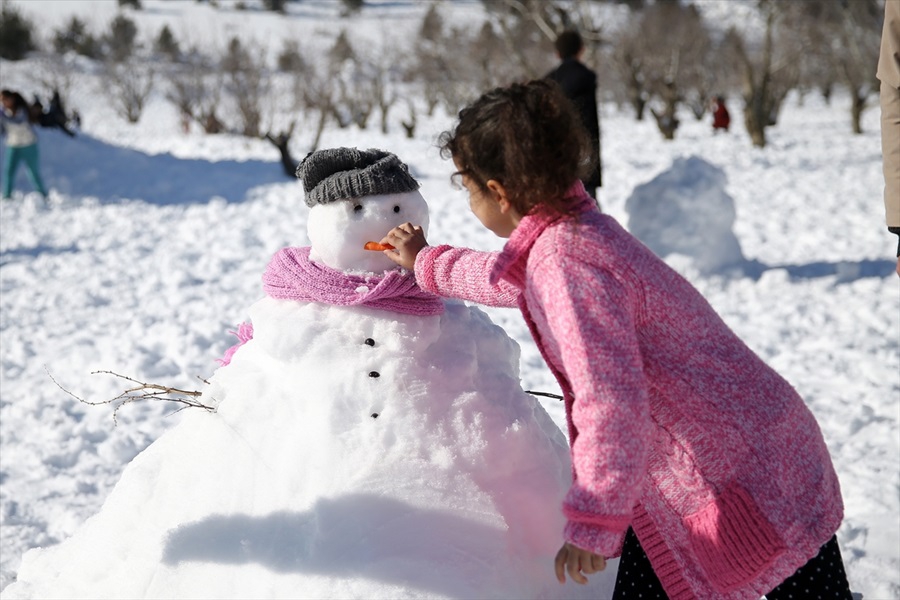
xmin=1 ymin=1 xmax=898 ymax=598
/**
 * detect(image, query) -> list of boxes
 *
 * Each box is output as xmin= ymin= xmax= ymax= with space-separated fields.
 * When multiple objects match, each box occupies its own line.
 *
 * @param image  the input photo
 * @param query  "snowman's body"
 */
xmin=5 ymin=153 xmax=615 ymax=599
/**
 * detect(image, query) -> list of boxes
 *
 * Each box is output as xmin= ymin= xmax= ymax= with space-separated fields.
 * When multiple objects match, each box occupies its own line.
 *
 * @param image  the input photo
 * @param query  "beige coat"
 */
xmin=878 ymin=0 xmax=900 ymax=231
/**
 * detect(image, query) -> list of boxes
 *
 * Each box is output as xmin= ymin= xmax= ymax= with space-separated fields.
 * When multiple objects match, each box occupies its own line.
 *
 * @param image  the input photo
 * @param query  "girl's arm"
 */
xmin=1 ymin=108 xmax=31 ymax=125
xmin=382 ymin=223 xmax=520 ymax=308
xmin=529 ymin=253 xmax=653 ymax=558
xmin=414 ymin=244 xmax=520 ymax=308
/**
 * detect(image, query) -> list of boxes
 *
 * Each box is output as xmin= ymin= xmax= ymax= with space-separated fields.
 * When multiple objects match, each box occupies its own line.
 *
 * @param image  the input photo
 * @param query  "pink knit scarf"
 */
xmin=217 ymin=246 xmax=444 ymax=366
xmin=262 ymin=246 xmax=445 ymax=316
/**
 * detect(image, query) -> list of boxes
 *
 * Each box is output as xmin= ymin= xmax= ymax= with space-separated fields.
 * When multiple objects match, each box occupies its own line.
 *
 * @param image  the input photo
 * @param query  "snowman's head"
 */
xmin=298 ymin=148 xmax=429 ymax=274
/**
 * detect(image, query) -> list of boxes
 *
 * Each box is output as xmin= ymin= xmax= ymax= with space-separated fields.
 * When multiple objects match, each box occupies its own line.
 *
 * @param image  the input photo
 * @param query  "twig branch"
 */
xmin=46 ymin=367 xmax=215 ymax=426
xmin=525 ymin=390 xmax=563 ymax=401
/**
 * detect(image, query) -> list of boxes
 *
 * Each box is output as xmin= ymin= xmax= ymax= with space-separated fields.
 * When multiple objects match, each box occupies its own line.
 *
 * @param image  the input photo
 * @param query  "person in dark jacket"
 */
xmin=46 ymin=90 xmax=76 ymax=137
xmin=546 ymin=30 xmax=602 ymax=201
xmin=30 ymin=91 xmax=76 ymax=138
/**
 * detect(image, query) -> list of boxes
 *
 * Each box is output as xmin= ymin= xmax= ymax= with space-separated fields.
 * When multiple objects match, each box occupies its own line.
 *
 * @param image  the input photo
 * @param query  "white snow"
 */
xmin=625 ymin=156 xmax=745 ymax=275
xmin=1 ymin=1 xmax=898 ymax=599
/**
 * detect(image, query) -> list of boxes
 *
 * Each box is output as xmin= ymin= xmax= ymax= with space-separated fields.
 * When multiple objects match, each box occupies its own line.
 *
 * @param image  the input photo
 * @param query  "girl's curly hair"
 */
xmin=438 ymin=79 xmax=593 ymax=217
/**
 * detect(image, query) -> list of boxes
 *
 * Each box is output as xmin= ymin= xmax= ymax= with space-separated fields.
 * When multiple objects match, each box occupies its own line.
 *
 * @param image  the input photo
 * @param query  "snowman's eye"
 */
xmin=393 ymin=205 xmax=400 ymax=213
xmin=353 ymin=204 xmax=363 ymax=213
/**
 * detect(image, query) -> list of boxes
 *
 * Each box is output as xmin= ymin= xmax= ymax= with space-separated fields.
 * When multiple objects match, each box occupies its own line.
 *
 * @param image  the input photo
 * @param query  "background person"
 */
xmin=878 ymin=0 xmax=900 ymax=276
xmin=711 ymin=94 xmax=731 ymax=132
xmin=546 ymin=30 xmax=602 ymax=202
xmin=1 ymin=89 xmax=48 ymax=200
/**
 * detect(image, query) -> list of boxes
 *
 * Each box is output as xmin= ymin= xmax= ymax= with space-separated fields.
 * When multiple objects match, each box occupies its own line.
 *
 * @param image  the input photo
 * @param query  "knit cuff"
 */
xmin=563 ymin=517 xmax=627 ymax=559
xmin=413 ymin=244 xmax=450 ymax=295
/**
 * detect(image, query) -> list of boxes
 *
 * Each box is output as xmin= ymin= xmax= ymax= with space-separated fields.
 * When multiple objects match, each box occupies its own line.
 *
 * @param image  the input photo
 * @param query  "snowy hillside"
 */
xmin=1 ymin=1 xmax=898 ymax=598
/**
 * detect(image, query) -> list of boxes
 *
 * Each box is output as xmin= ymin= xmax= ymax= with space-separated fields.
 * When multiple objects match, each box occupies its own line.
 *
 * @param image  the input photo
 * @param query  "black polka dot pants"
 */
xmin=765 ymin=535 xmax=852 ymax=600
xmin=611 ymin=528 xmax=853 ymax=600
xmin=611 ymin=528 xmax=668 ymax=600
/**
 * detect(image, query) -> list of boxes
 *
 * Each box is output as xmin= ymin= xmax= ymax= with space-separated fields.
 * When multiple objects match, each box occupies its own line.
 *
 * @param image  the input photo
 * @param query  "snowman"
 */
xmin=6 ymin=148 xmax=614 ymax=599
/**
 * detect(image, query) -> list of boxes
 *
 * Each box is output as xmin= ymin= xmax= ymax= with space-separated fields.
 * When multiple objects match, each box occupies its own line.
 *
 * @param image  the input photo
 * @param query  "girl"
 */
xmin=380 ymin=80 xmax=851 ymax=600
xmin=1 ymin=89 xmax=48 ymax=200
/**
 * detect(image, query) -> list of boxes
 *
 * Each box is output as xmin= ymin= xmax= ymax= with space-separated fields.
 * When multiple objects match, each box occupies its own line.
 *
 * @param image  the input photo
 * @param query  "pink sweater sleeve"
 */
xmin=414 ymin=245 xmax=520 ymax=308
xmin=528 ymin=251 xmax=654 ymax=557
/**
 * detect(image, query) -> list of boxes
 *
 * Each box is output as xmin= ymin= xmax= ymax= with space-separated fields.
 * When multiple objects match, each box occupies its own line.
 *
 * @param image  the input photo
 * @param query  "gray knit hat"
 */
xmin=296 ymin=147 xmax=420 ymax=207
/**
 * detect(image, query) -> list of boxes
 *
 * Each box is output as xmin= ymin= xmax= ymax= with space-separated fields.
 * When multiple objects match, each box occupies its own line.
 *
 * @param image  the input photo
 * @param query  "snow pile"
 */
xmin=3 ymin=152 xmax=613 ymax=599
xmin=625 ymin=156 xmax=745 ymax=274
xmin=6 ymin=298 xmax=598 ymax=599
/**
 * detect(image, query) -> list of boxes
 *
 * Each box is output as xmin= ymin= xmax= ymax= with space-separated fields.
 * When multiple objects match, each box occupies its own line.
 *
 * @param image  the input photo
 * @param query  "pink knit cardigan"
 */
xmin=414 ymin=182 xmax=843 ymax=600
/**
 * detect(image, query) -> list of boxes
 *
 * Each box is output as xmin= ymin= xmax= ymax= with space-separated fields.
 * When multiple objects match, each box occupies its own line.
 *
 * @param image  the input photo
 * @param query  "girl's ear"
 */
xmin=485 ymin=179 xmax=513 ymax=213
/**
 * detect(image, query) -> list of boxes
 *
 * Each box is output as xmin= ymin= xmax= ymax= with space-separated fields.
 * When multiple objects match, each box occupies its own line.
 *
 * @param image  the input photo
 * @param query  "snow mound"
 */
xmin=5 ymin=296 xmax=614 ymax=599
xmin=625 ymin=156 xmax=745 ymax=274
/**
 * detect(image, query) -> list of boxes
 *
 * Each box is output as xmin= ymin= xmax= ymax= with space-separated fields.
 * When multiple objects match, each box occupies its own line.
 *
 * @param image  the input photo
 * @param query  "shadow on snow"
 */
xmin=737 ymin=258 xmax=896 ymax=284
xmin=0 ymin=243 xmax=79 ymax=268
xmin=1 ymin=129 xmax=290 ymax=206
xmin=162 ymin=493 xmax=506 ymax=597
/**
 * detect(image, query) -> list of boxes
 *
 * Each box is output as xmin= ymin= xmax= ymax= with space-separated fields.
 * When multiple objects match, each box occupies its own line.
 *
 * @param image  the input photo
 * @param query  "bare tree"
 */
xmin=724 ymin=1 xmax=800 ymax=148
xmin=470 ymin=21 xmax=506 ymax=92
xmin=480 ymin=0 xmax=557 ymax=80
xmin=369 ymin=51 xmax=401 ymax=135
xmin=264 ymin=120 xmax=297 ymax=178
xmin=407 ymin=4 xmax=488 ymax=116
xmin=650 ymin=81 xmax=682 ymax=141
xmin=29 ymin=53 xmax=76 ymax=101
xmin=610 ymin=17 xmax=651 ymax=120
xmin=478 ymin=0 xmax=609 ymax=87
xmin=778 ymin=0 xmax=880 ymax=134
xmin=409 ymin=7 xmax=451 ymax=116
xmin=340 ymin=78 xmax=374 ymax=129
xmin=607 ymin=1 xmax=714 ymax=138
xmin=324 ymin=31 xmax=360 ymax=129
xmin=832 ymin=0 xmax=881 ymax=134
xmin=638 ymin=2 xmax=713 ymax=139
xmin=221 ymin=36 xmax=270 ymax=138
xmin=400 ymin=98 xmax=417 ymax=139
xmin=256 ymin=39 xmax=312 ymax=168
xmin=791 ymin=2 xmax=838 ymax=105
xmin=103 ymin=58 xmax=154 ymax=123
xmin=683 ymin=31 xmax=731 ymax=121
xmin=300 ymin=63 xmax=339 ymax=152
xmin=165 ymin=48 xmax=226 ymax=133
xmin=442 ymin=35 xmax=488 ymax=114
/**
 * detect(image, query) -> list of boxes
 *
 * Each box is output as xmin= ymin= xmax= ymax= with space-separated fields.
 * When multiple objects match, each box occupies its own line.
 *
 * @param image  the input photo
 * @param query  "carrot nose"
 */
xmin=364 ymin=242 xmax=395 ymax=251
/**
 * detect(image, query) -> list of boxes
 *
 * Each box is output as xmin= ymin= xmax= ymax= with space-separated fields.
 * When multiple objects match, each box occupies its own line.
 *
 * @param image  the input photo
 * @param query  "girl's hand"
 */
xmin=554 ymin=542 xmax=606 ymax=585
xmin=382 ymin=222 xmax=428 ymax=271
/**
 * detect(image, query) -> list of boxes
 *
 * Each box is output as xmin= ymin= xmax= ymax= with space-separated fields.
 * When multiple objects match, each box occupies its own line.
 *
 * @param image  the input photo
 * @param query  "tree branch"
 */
xmin=46 ymin=367 xmax=214 ymax=426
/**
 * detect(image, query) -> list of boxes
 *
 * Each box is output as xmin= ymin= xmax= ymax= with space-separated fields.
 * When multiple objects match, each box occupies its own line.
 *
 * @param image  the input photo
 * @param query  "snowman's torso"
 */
xmin=210 ymin=296 xmax=569 ymax=519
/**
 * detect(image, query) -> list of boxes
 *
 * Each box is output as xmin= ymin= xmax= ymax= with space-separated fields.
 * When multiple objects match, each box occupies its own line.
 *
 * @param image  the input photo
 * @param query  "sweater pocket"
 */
xmin=683 ymin=484 xmax=787 ymax=593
